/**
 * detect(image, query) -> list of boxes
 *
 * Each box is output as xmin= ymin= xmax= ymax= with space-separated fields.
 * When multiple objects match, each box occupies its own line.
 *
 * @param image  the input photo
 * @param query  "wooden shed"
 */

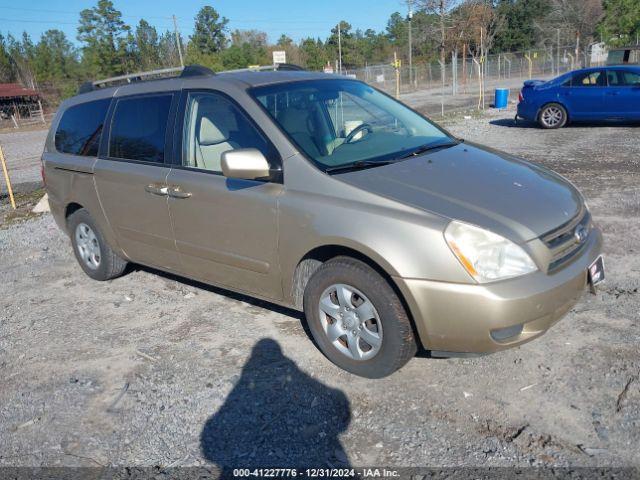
xmin=0 ymin=83 xmax=44 ymax=126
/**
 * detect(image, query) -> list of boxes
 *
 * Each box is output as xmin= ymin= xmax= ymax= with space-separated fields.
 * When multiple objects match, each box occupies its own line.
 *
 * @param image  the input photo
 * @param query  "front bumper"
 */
xmin=394 ymin=227 xmax=603 ymax=354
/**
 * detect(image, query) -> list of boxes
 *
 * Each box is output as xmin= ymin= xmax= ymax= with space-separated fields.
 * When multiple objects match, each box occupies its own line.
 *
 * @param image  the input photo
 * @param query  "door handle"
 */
xmin=167 ymin=186 xmax=192 ymax=199
xmin=145 ymin=184 xmax=168 ymax=196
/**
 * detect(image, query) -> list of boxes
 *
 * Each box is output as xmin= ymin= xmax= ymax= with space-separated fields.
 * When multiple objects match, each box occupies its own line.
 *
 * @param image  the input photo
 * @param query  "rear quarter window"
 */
xmin=54 ymin=98 xmax=111 ymax=156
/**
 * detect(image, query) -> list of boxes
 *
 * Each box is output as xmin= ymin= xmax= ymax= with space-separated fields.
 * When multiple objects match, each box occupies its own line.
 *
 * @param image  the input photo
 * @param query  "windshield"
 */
xmin=250 ymin=79 xmax=453 ymax=171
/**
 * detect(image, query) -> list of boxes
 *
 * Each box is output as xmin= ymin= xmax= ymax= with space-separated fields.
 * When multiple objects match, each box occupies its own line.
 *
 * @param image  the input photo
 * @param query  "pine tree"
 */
xmin=136 ymin=20 xmax=161 ymax=70
xmin=77 ymin=0 xmax=130 ymax=77
xmin=34 ymin=30 xmax=78 ymax=82
xmin=190 ymin=6 xmax=229 ymax=55
xmin=0 ymin=34 xmax=15 ymax=82
xmin=599 ymin=0 xmax=640 ymax=46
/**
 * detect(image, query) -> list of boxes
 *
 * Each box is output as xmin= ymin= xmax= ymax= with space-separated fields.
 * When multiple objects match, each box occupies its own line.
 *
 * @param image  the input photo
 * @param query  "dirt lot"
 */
xmin=0 ymin=107 xmax=638 ymax=473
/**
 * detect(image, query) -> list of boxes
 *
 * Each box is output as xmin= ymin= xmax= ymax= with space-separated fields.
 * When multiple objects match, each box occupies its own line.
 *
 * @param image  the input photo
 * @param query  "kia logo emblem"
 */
xmin=574 ymin=225 xmax=588 ymax=244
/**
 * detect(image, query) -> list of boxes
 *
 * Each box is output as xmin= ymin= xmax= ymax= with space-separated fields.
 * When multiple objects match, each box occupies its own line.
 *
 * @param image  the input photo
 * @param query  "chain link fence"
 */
xmin=347 ymin=46 xmax=603 ymax=115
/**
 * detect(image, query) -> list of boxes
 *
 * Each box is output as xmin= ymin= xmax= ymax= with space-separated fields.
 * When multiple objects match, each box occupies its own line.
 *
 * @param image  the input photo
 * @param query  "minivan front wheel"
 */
xmin=68 ymin=208 xmax=127 ymax=281
xmin=303 ymin=257 xmax=417 ymax=378
xmin=538 ymin=103 xmax=567 ymax=129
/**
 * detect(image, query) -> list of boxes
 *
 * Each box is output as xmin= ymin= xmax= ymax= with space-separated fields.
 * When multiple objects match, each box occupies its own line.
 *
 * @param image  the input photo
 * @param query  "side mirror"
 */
xmin=221 ymin=148 xmax=271 ymax=180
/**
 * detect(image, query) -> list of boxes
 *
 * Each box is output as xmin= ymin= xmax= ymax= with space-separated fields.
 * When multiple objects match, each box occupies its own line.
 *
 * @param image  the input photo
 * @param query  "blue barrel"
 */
xmin=494 ymin=88 xmax=509 ymax=109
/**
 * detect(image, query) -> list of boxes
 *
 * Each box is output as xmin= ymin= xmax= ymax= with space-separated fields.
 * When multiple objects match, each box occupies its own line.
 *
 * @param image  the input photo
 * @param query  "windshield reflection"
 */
xmin=251 ymin=79 xmax=452 ymax=171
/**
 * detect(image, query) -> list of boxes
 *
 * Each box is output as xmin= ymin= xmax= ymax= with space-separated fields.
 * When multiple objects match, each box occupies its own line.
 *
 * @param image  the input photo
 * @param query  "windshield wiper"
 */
xmin=324 ymin=139 xmax=462 ymax=174
xmin=325 ymin=159 xmax=396 ymax=174
xmin=397 ymin=140 xmax=460 ymax=159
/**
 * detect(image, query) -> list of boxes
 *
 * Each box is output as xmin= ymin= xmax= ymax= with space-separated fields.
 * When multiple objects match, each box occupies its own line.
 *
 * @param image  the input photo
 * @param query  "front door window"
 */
xmin=182 ymin=92 xmax=273 ymax=173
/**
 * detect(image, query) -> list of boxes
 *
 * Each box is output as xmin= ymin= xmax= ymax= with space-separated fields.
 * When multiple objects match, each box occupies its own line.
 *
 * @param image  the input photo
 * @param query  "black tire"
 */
xmin=303 ymin=256 xmax=417 ymax=378
xmin=67 ymin=208 xmax=127 ymax=281
xmin=538 ymin=103 xmax=567 ymax=129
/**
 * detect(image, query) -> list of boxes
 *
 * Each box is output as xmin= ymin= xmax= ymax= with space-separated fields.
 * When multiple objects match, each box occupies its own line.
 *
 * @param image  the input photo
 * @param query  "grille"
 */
xmin=542 ymin=207 xmax=591 ymax=272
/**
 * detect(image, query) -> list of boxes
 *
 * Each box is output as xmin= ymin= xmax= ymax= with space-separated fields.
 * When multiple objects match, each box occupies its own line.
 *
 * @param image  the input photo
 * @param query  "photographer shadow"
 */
xmin=200 ymin=338 xmax=352 ymax=475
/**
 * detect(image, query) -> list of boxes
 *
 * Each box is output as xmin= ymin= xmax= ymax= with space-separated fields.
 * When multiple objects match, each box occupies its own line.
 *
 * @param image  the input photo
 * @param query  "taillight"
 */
xmin=518 ymin=91 xmax=524 ymax=103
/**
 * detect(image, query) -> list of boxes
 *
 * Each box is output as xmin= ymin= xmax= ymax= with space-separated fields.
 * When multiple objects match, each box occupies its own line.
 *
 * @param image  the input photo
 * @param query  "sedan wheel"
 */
xmin=539 ymin=104 xmax=567 ymax=129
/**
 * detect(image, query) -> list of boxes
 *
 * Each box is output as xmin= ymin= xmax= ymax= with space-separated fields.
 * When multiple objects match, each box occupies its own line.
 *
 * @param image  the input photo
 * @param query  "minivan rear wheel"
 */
xmin=303 ymin=257 xmax=417 ymax=378
xmin=538 ymin=103 xmax=567 ymax=129
xmin=67 ymin=208 xmax=127 ymax=281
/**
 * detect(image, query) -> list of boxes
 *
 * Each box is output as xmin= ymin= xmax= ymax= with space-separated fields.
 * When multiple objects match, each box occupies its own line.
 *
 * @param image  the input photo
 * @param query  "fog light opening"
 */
xmin=490 ymin=323 xmax=524 ymax=342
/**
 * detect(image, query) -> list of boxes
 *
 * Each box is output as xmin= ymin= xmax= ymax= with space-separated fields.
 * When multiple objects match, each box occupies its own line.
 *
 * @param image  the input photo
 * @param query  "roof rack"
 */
xmin=78 ymin=64 xmax=215 ymax=94
xmin=77 ymin=63 xmax=305 ymax=95
xmin=220 ymin=63 xmax=306 ymax=74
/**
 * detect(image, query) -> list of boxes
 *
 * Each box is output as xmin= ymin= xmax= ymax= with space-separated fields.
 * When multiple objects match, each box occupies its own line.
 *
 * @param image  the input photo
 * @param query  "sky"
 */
xmin=0 ymin=0 xmax=409 ymax=45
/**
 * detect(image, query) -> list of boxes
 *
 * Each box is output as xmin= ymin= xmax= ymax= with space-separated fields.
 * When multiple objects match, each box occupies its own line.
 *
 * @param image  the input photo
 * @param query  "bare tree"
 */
xmin=452 ymin=1 xmax=504 ymax=58
xmin=417 ymin=0 xmax=460 ymax=114
xmin=418 ymin=0 xmax=459 ymax=66
xmin=541 ymin=0 xmax=603 ymax=66
xmin=451 ymin=1 xmax=505 ymax=108
xmin=231 ymin=30 xmax=268 ymax=48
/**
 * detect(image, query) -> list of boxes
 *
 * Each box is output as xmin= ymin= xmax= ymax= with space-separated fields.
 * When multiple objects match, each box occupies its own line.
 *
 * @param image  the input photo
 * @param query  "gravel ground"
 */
xmin=0 ymin=106 xmax=638 ymax=473
xmin=0 ymin=128 xmax=47 ymax=193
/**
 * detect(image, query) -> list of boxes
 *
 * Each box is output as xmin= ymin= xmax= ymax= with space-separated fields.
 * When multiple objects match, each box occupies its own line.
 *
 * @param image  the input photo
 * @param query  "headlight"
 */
xmin=444 ymin=221 xmax=537 ymax=283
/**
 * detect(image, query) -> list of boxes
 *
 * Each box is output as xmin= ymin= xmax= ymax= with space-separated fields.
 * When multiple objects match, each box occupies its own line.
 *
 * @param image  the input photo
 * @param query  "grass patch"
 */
xmin=0 ymin=187 xmax=47 ymax=227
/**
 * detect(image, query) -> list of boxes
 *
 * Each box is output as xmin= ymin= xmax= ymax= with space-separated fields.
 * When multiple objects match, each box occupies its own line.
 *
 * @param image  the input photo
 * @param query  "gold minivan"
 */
xmin=43 ymin=65 xmax=604 ymax=378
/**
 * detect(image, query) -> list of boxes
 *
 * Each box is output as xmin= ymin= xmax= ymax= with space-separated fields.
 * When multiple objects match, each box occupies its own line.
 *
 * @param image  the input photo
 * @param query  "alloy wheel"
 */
xmin=541 ymin=106 xmax=563 ymax=127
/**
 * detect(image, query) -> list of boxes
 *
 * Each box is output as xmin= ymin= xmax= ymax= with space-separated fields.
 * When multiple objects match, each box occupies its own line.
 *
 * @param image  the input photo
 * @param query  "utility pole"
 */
xmin=173 ymin=14 xmax=184 ymax=68
xmin=337 ymin=23 xmax=343 ymax=75
xmin=408 ymin=1 xmax=413 ymax=88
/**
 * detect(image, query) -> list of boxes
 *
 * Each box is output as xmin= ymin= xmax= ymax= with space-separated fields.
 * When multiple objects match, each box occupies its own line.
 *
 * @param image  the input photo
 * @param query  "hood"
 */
xmin=336 ymin=143 xmax=582 ymax=242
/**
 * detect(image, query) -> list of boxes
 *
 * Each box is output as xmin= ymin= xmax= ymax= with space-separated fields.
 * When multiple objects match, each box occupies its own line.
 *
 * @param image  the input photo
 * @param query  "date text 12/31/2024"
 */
xmin=232 ymin=468 xmax=400 ymax=478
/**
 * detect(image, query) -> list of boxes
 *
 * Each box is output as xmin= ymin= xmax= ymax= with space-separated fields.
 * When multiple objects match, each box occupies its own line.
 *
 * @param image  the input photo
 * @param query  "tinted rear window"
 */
xmin=109 ymin=94 xmax=172 ymax=163
xmin=54 ymin=98 xmax=110 ymax=156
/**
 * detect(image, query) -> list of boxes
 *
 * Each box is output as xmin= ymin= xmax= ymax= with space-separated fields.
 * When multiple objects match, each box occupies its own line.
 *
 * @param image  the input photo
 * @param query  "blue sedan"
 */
xmin=516 ymin=65 xmax=640 ymax=128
